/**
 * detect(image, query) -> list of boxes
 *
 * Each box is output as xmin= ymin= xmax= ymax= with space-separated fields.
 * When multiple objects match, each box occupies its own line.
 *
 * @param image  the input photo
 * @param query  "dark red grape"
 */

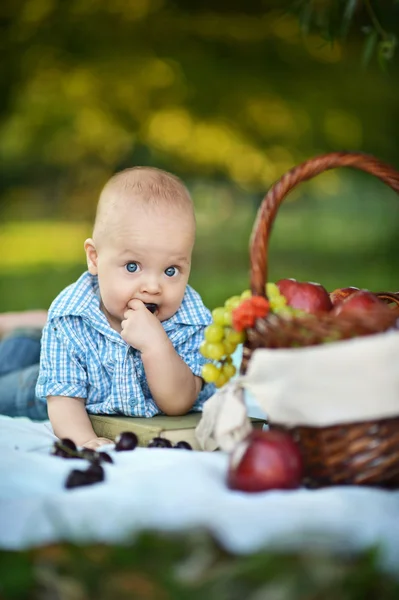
xmin=174 ymin=441 xmax=192 ymax=450
xmin=147 ymin=437 xmax=172 ymax=448
xmin=115 ymin=431 xmax=138 ymax=451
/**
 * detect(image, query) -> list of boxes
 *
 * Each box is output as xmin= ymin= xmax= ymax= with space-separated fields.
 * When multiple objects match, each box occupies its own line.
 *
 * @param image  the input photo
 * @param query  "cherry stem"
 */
xmin=56 ymin=441 xmax=99 ymax=462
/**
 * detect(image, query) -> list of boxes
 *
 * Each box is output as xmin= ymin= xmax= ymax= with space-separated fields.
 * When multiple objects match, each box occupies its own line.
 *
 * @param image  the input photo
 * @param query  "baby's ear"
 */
xmin=84 ymin=238 xmax=98 ymax=275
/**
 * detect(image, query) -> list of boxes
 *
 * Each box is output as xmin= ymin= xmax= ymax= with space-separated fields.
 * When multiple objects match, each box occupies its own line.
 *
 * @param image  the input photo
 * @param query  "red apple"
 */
xmin=332 ymin=289 xmax=387 ymax=316
xmin=276 ymin=278 xmax=332 ymax=314
xmin=329 ymin=286 xmax=360 ymax=306
xmin=227 ymin=429 xmax=303 ymax=492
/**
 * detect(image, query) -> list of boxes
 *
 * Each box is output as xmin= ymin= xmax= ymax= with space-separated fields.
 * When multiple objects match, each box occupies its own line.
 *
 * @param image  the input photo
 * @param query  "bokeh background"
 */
xmin=1 ymin=0 xmax=399 ymax=313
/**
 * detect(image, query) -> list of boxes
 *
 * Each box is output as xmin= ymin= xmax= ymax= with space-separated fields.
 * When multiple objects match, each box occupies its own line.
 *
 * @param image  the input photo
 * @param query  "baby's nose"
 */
xmin=140 ymin=275 xmax=161 ymax=294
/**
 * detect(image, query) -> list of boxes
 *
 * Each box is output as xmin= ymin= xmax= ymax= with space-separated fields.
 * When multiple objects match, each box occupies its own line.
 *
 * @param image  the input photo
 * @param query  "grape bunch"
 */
xmin=265 ymin=282 xmax=289 ymax=313
xmin=200 ymin=290 xmax=250 ymax=388
xmin=201 ymin=283 xmax=295 ymax=387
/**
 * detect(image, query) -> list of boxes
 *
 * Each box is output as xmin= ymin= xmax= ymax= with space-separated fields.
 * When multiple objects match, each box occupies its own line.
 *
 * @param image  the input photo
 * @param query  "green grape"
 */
xmin=215 ymin=372 xmax=228 ymax=388
xmin=200 ymin=341 xmax=212 ymax=358
xmin=240 ymin=289 xmax=252 ymax=300
xmin=225 ymin=328 xmax=245 ymax=345
xmin=202 ymin=363 xmax=222 ymax=383
xmin=204 ymin=324 xmax=224 ymax=343
xmin=273 ymin=307 xmax=294 ymax=318
xmin=211 ymin=306 xmax=226 ymax=326
xmin=225 ymin=295 xmax=242 ymax=310
xmin=224 ymin=356 xmax=233 ymax=365
xmin=222 ymin=363 xmax=236 ymax=379
xmin=270 ymin=296 xmax=287 ymax=312
xmin=223 ymin=309 xmax=233 ymax=327
xmin=223 ymin=340 xmax=237 ymax=356
xmin=266 ymin=282 xmax=281 ymax=298
xmin=207 ymin=342 xmax=226 ymax=361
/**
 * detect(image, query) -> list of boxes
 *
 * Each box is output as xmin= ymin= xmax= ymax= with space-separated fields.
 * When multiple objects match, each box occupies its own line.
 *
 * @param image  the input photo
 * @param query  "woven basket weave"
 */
xmin=242 ymin=151 xmax=399 ymax=488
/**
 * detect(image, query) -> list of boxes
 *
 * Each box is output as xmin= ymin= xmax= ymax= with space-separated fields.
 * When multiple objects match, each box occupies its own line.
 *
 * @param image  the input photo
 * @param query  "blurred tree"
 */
xmin=0 ymin=0 xmax=398 ymax=311
xmin=0 ymin=0 xmax=398 ymax=221
xmin=285 ymin=1 xmax=397 ymax=67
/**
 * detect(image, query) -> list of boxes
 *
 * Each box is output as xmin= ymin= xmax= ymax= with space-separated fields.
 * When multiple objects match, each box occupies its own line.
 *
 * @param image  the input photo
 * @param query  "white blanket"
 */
xmin=1 ymin=415 xmax=399 ymax=578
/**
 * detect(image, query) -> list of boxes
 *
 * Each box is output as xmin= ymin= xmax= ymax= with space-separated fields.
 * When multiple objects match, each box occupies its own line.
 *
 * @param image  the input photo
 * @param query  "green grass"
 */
xmin=1 ymin=531 xmax=399 ymax=600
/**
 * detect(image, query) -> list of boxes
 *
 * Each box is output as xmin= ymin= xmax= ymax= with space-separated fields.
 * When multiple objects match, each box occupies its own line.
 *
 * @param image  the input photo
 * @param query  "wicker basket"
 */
xmin=242 ymin=151 xmax=399 ymax=488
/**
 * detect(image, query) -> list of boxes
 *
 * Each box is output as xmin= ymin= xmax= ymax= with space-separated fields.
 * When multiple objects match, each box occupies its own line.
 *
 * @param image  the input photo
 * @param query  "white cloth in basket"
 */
xmin=244 ymin=328 xmax=399 ymax=427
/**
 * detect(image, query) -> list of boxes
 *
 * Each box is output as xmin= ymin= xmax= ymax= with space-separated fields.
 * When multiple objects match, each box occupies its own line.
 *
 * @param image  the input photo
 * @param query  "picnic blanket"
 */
xmin=1 ymin=414 xmax=399 ymax=578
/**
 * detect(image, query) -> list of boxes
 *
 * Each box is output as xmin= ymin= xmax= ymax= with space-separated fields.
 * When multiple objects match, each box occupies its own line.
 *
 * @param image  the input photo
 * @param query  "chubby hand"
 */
xmin=82 ymin=437 xmax=113 ymax=450
xmin=120 ymin=299 xmax=167 ymax=352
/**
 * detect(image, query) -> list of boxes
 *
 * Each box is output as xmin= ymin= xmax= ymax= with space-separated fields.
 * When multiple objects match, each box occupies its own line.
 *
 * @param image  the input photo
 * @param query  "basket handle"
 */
xmin=376 ymin=292 xmax=399 ymax=307
xmin=250 ymin=152 xmax=399 ymax=297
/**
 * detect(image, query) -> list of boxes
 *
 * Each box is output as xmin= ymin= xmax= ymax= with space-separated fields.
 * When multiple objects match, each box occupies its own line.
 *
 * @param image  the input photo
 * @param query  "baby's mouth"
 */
xmin=144 ymin=303 xmax=158 ymax=314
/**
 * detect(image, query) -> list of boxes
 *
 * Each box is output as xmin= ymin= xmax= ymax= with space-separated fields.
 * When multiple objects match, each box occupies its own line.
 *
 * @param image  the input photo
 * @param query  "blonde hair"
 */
xmin=93 ymin=166 xmax=195 ymax=242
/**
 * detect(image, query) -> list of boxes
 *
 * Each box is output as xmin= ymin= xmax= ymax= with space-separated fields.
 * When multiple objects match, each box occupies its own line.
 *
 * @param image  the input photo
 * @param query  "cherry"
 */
xmin=65 ymin=464 xmax=105 ymax=489
xmin=147 ymin=437 xmax=172 ymax=448
xmin=115 ymin=431 xmax=138 ymax=451
xmin=173 ymin=441 xmax=192 ymax=450
xmin=65 ymin=470 xmax=88 ymax=488
xmin=60 ymin=438 xmax=77 ymax=451
xmin=85 ymin=463 xmax=105 ymax=482
xmin=81 ymin=448 xmax=97 ymax=460
xmin=52 ymin=440 xmax=75 ymax=458
xmin=98 ymin=452 xmax=114 ymax=464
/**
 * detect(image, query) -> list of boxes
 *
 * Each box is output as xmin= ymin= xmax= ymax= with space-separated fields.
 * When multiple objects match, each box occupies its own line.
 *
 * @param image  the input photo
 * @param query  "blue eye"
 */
xmin=165 ymin=266 xmax=177 ymax=277
xmin=126 ymin=262 xmax=139 ymax=273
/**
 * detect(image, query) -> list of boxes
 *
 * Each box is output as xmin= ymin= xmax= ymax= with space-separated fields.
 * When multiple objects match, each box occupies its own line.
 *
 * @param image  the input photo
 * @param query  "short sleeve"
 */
xmin=36 ymin=318 xmax=88 ymax=400
xmin=169 ymin=324 xmax=216 ymax=410
xmin=170 ymin=325 xmax=208 ymax=376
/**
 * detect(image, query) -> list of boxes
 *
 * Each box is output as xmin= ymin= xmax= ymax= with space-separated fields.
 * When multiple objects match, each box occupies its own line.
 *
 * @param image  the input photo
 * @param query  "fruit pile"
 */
xmin=201 ymin=279 xmax=396 ymax=387
xmin=201 ymin=283 xmax=300 ymax=387
xmin=51 ymin=433 xmax=192 ymax=489
xmin=51 ymin=438 xmax=114 ymax=489
xmin=52 ymin=430 xmax=302 ymax=495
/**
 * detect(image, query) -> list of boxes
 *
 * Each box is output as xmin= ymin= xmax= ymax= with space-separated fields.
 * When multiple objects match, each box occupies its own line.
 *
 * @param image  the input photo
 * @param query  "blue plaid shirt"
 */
xmin=36 ymin=272 xmax=215 ymax=416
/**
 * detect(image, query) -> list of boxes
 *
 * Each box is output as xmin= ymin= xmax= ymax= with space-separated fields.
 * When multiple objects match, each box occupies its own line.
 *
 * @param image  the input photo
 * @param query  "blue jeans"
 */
xmin=0 ymin=329 xmax=48 ymax=420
